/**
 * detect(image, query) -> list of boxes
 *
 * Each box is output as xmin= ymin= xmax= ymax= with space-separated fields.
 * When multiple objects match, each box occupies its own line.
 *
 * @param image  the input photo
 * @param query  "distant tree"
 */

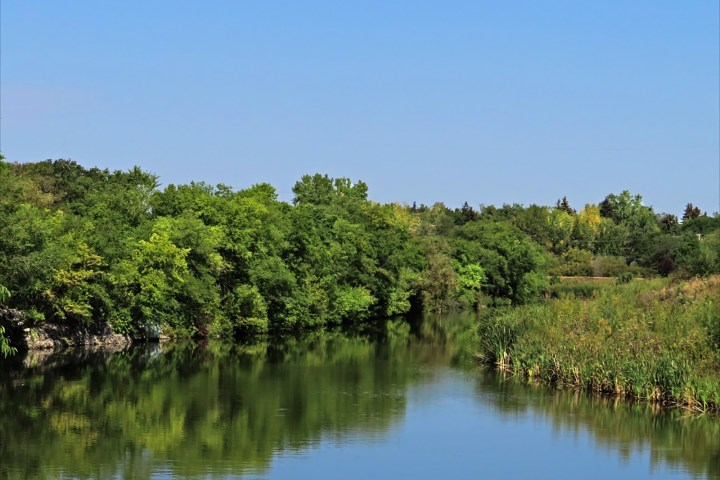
xmin=419 ymin=203 xmax=454 ymax=236
xmin=676 ymin=230 xmax=720 ymax=276
xmin=600 ymin=191 xmax=646 ymax=223
xmin=113 ymin=231 xmax=190 ymax=334
xmin=292 ymin=174 xmax=368 ymax=206
xmin=453 ymin=221 xmax=549 ymax=304
xmin=658 ymin=214 xmax=679 ymax=234
xmin=556 ymin=196 xmax=575 ymax=214
xmin=598 ymin=191 xmax=659 ymax=263
xmin=420 ymin=251 xmax=457 ymax=313
xmin=291 ymin=174 xmax=336 ymax=205
xmin=569 ymin=217 xmax=594 ymax=251
xmin=682 ymin=203 xmax=701 ymax=222
xmin=478 ymin=204 xmax=498 ymax=220
xmin=458 ymin=201 xmax=477 ymax=224
xmin=594 ymin=218 xmax=627 ymax=256
xmin=644 ymin=235 xmax=682 ymax=276
xmin=547 ymin=209 xmax=575 ymax=255
xmin=333 ymin=177 xmax=368 ymax=203
xmin=4 ymin=156 xmax=718 ymax=347
xmin=514 ymin=204 xmax=551 ymax=247
xmin=10 ymin=158 xmax=110 ymax=207
xmin=682 ymin=213 xmax=720 ymax=235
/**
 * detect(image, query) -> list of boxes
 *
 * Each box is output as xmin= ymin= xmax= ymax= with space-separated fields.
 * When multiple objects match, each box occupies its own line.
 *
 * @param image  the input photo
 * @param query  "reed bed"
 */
xmin=477 ymin=276 xmax=720 ymax=412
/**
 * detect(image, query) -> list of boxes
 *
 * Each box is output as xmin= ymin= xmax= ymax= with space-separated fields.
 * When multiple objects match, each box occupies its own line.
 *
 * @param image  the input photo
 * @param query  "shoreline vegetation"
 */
xmin=477 ymin=276 xmax=720 ymax=412
xmin=1 ymin=158 xmax=719 ymax=411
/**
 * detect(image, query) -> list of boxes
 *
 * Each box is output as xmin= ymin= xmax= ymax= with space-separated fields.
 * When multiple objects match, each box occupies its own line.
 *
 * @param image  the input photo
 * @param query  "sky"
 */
xmin=1 ymin=1 xmax=718 ymax=215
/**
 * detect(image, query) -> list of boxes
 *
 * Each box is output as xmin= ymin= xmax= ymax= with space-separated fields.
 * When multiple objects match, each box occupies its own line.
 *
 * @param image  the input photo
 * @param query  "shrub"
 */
xmin=616 ymin=272 xmax=635 ymax=285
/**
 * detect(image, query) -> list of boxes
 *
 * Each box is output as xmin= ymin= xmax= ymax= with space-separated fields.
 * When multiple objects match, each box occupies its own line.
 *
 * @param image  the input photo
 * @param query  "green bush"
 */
xmin=616 ymin=272 xmax=635 ymax=285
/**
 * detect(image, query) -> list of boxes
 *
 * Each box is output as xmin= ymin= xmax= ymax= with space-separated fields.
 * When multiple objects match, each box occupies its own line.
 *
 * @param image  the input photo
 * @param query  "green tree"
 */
xmin=292 ymin=174 xmax=368 ymax=206
xmin=659 ymin=214 xmax=679 ymax=234
xmin=453 ymin=220 xmax=549 ymax=304
xmin=0 ymin=284 xmax=16 ymax=357
xmin=598 ymin=191 xmax=659 ymax=263
xmin=556 ymin=196 xmax=576 ymax=214
xmin=112 ymin=232 xmax=190 ymax=335
xmin=420 ymin=251 xmax=458 ymax=313
xmin=683 ymin=203 xmax=702 ymax=221
xmin=455 ymin=262 xmax=487 ymax=308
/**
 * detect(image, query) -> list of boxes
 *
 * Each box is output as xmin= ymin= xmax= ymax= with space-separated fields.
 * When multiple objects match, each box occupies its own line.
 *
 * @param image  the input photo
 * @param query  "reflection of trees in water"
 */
xmin=0 ymin=315 xmax=474 ymax=480
xmin=474 ymin=371 xmax=720 ymax=478
xmin=3 ymin=313 xmax=714 ymax=479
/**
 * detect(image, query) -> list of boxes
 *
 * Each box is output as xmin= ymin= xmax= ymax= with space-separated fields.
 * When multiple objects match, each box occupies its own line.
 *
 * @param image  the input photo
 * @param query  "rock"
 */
xmin=23 ymin=323 xmax=132 ymax=351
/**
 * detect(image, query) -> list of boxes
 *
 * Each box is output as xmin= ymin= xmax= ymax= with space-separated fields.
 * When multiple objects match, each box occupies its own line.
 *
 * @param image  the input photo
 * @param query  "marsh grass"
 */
xmin=477 ymin=276 xmax=720 ymax=412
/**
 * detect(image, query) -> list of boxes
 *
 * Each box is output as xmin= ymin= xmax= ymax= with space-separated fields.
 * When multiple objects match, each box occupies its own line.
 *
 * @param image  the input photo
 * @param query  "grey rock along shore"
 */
xmin=0 ymin=307 xmax=131 ymax=351
xmin=25 ymin=323 xmax=132 ymax=350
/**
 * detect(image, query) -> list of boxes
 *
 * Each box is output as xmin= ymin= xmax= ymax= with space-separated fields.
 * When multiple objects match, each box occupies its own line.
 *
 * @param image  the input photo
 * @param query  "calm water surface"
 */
xmin=1 ymin=314 xmax=718 ymax=479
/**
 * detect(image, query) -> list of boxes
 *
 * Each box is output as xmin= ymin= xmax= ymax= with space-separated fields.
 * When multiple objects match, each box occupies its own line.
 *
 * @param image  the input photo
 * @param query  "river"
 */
xmin=0 ymin=313 xmax=717 ymax=479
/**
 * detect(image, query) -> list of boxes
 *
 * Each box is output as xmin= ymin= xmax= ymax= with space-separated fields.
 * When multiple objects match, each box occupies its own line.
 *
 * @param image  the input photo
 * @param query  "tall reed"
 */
xmin=477 ymin=276 xmax=720 ymax=412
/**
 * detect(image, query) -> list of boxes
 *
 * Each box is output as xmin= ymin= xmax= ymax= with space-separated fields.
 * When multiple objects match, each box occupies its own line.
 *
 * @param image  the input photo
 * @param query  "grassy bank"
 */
xmin=477 ymin=276 xmax=720 ymax=412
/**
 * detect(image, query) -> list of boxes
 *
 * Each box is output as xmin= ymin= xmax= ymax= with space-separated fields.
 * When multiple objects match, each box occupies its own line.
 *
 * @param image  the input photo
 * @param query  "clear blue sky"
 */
xmin=1 ymin=1 xmax=718 ymax=215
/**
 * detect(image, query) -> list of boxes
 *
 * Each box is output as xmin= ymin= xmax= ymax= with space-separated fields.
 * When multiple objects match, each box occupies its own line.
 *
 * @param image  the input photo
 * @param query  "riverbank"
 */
xmin=476 ymin=276 xmax=720 ymax=412
xmin=0 ymin=308 xmax=132 ymax=353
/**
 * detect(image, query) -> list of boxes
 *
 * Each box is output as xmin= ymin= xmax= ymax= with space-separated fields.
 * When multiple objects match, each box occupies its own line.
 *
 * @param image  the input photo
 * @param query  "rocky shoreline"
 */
xmin=23 ymin=323 xmax=132 ymax=351
xmin=1 ymin=307 xmax=132 ymax=353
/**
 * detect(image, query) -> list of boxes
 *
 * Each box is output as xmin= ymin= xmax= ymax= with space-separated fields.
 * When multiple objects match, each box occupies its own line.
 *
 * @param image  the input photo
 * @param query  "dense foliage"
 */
xmin=0 ymin=158 xmax=718 ymax=352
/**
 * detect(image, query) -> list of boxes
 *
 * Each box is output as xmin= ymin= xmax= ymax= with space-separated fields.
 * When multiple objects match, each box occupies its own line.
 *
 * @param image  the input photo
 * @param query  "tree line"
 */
xmin=0 ymin=158 xmax=718 ymax=348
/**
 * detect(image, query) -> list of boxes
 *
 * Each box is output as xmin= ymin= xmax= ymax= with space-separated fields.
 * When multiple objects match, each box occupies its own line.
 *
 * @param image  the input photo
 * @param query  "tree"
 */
xmin=658 ymin=214 xmax=679 ymax=234
xmin=682 ymin=203 xmax=701 ymax=222
xmin=455 ymin=262 xmax=486 ymax=308
xmin=4 ymin=157 xmax=717 ymax=343
xmin=598 ymin=191 xmax=660 ymax=263
xmin=600 ymin=191 xmax=644 ymax=224
xmin=112 ymin=232 xmax=190 ymax=334
xmin=152 ymin=214 xmax=225 ymax=332
xmin=640 ymin=235 xmax=682 ymax=276
xmin=453 ymin=220 xmax=549 ymax=304
xmin=556 ymin=196 xmax=575 ymax=214
xmin=682 ymin=214 xmax=720 ymax=235
xmin=420 ymin=251 xmax=458 ymax=312
xmin=47 ymin=238 xmax=103 ymax=324
xmin=547 ymin=209 xmax=575 ymax=255
xmin=458 ymin=201 xmax=477 ymax=224
xmin=514 ymin=205 xmax=551 ymax=248
xmin=677 ymin=230 xmax=720 ymax=276
xmin=0 ymin=284 xmax=16 ymax=357
xmin=291 ymin=174 xmax=367 ymax=206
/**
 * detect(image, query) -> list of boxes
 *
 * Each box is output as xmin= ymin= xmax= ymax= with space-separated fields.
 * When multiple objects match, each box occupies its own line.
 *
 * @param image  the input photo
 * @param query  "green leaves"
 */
xmin=112 ymin=232 xmax=190 ymax=333
xmin=0 ymin=325 xmax=14 ymax=358
xmin=452 ymin=220 xmax=549 ymax=305
xmin=334 ymin=286 xmax=377 ymax=323
xmin=1 ymin=159 xmax=718 ymax=342
xmin=292 ymin=174 xmax=368 ymax=206
xmin=0 ymin=283 xmax=16 ymax=357
xmin=0 ymin=284 xmax=10 ymax=304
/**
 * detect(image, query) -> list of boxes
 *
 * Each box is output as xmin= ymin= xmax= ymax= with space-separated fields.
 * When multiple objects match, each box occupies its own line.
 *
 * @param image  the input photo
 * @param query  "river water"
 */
xmin=0 ymin=313 xmax=718 ymax=479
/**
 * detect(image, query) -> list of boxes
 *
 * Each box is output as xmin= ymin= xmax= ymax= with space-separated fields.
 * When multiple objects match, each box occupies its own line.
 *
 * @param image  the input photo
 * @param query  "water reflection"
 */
xmin=0 ymin=314 xmax=717 ymax=479
xmin=0 ymin=315 xmax=474 ymax=479
xmin=472 ymin=371 xmax=720 ymax=479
